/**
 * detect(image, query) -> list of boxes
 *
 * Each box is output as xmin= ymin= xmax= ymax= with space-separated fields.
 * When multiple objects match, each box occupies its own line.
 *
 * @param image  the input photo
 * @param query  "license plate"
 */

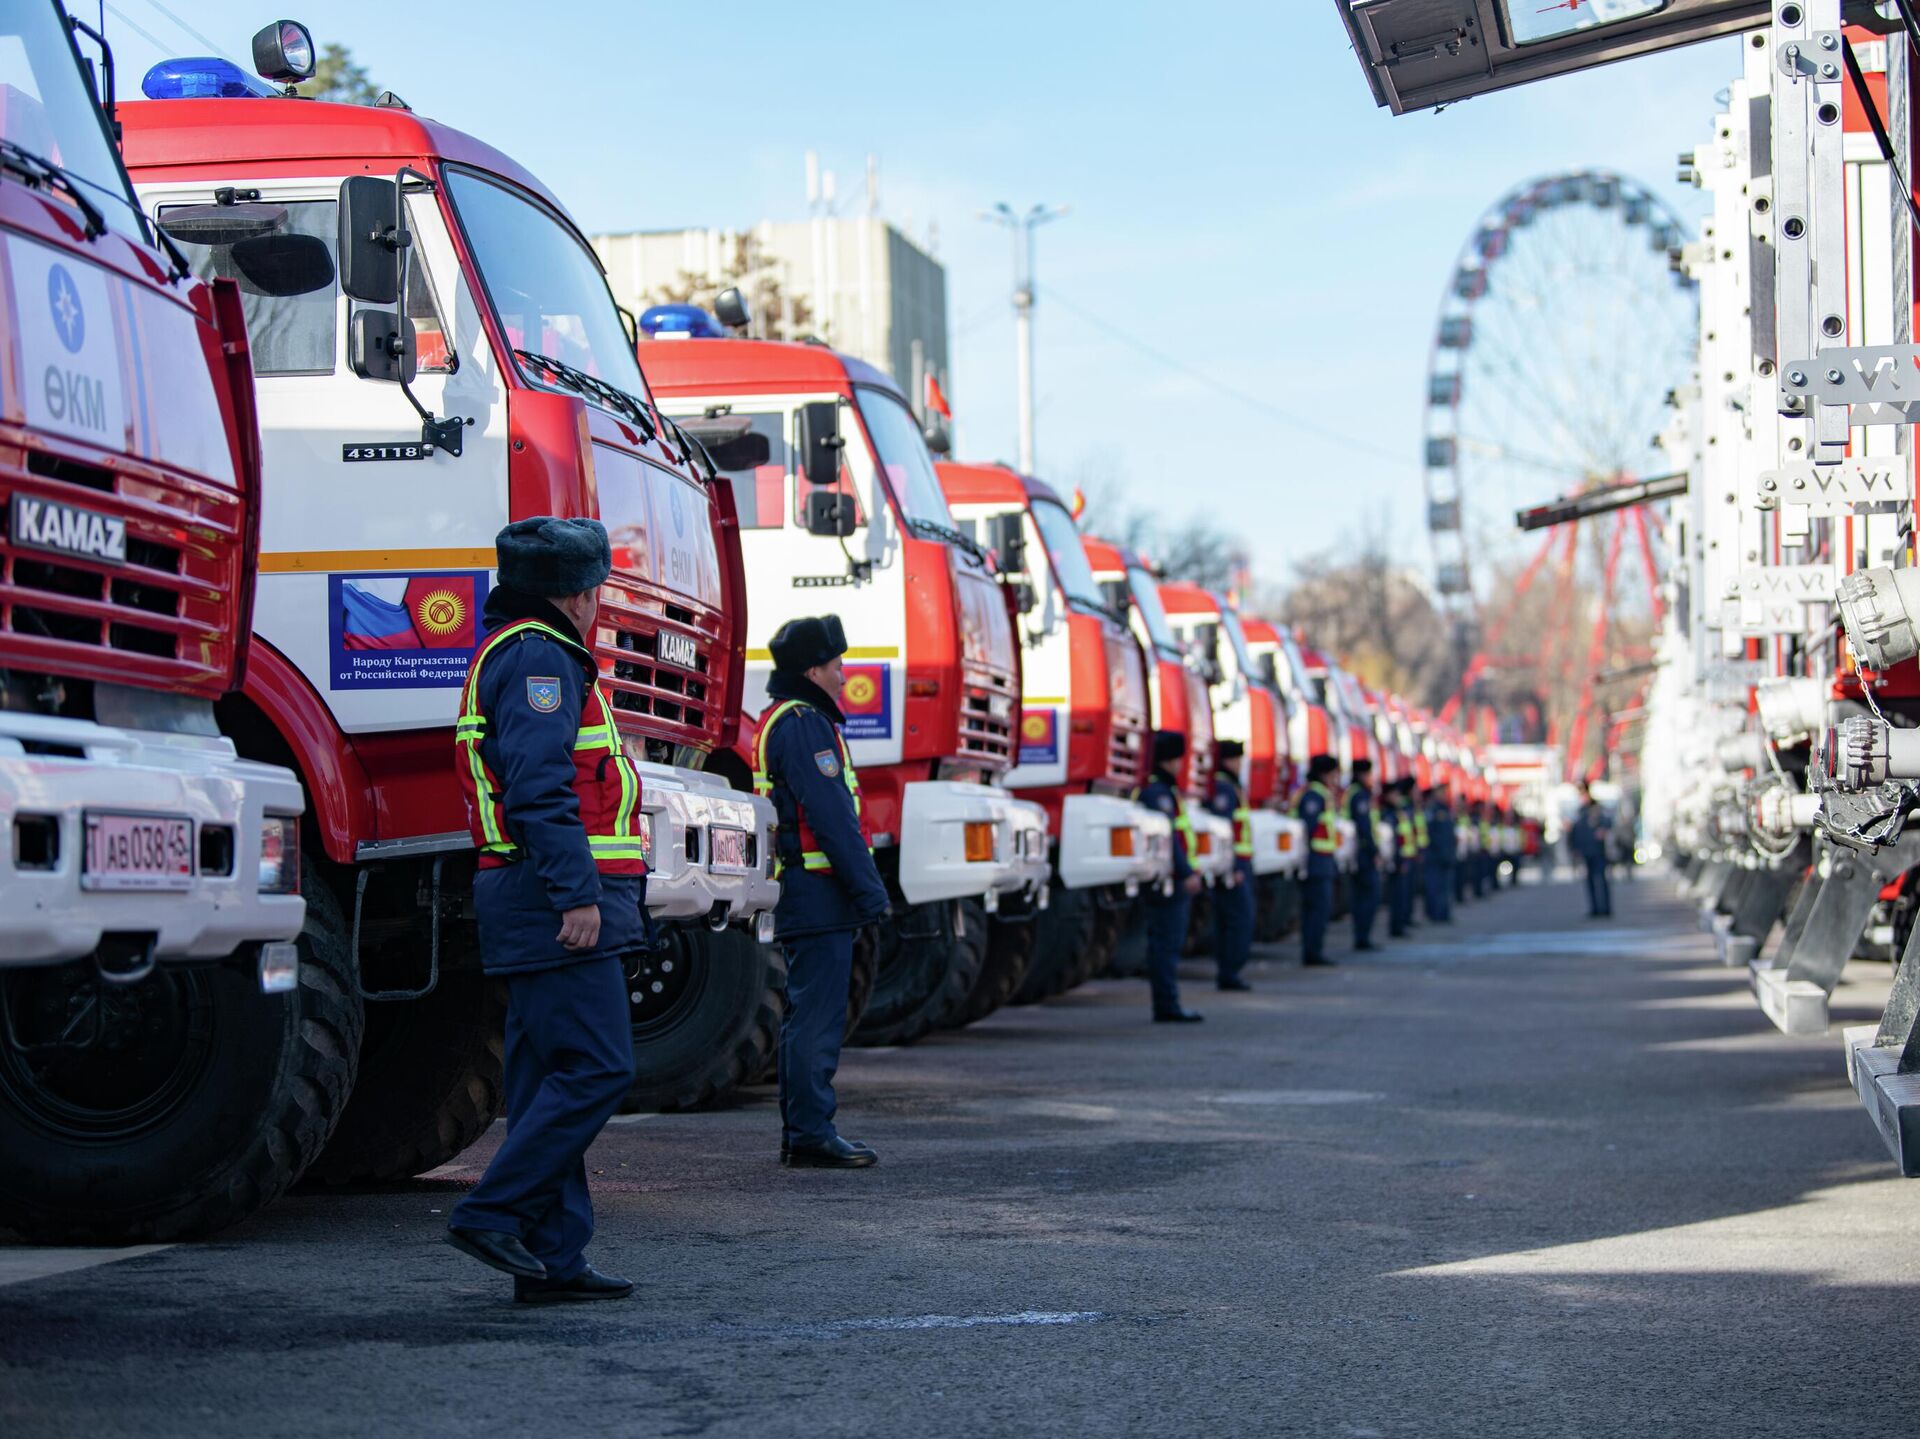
xmin=656 ymin=630 xmax=699 ymax=671
xmin=709 ymin=824 xmax=750 ymax=872
xmin=83 ymin=811 xmax=193 ymax=892
xmin=11 ymin=492 xmax=126 ymax=565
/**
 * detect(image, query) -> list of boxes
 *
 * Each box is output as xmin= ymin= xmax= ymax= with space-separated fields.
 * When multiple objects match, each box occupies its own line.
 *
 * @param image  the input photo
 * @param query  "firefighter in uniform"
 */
xmin=1141 ymin=731 xmax=1205 ymax=1022
xmin=1386 ymin=778 xmax=1417 ymax=937
xmin=1348 ymin=757 xmax=1380 ymax=952
xmin=446 ymin=517 xmax=644 ymax=1304
xmin=1294 ymin=753 xmax=1341 ymax=966
xmin=1423 ymin=786 xmax=1457 ymax=923
xmin=1208 ymin=739 xmax=1256 ymax=991
xmin=756 ymin=615 xmax=891 ymax=1166
xmin=1410 ymin=780 xmax=1430 ymax=925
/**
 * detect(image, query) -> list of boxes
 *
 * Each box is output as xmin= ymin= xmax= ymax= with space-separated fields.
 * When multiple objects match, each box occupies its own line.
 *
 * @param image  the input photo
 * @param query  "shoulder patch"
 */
xmin=815 ymin=749 xmax=841 ymax=778
xmin=527 ymin=677 xmax=563 ymax=713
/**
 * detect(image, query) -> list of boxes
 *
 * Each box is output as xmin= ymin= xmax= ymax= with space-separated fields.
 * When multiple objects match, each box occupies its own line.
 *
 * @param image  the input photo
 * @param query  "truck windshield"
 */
xmin=444 ymin=168 xmax=653 ymax=415
xmin=1127 ymin=564 xmax=1180 ymax=655
xmin=1029 ymin=498 xmax=1104 ymax=610
xmin=855 ymin=386 xmax=959 ymax=532
xmin=1218 ymin=607 xmax=1257 ymax=679
xmin=0 ymin=5 xmax=144 ymax=241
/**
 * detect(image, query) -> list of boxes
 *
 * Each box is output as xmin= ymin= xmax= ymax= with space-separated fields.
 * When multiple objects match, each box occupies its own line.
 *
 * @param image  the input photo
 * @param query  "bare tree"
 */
xmin=638 ymin=232 xmax=813 ymax=341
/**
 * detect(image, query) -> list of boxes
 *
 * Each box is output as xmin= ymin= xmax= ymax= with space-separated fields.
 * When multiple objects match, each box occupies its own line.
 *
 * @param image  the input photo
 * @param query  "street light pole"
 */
xmin=982 ymin=202 xmax=1067 ymax=474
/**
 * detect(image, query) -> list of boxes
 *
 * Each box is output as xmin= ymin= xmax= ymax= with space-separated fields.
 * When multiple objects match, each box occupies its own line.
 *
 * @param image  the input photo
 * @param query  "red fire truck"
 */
xmin=117 ymin=35 xmax=781 ymax=1159
xmin=937 ymin=461 xmax=1173 ymax=998
xmin=638 ymin=321 xmax=1050 ymax=1043
xmin=0 ymin=8 xmax=312 ymax=1244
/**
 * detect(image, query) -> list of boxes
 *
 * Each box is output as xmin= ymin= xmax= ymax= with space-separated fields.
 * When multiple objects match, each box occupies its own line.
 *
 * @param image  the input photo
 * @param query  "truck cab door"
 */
xmin=1337 ymin=0 xmax=1766 ymax=114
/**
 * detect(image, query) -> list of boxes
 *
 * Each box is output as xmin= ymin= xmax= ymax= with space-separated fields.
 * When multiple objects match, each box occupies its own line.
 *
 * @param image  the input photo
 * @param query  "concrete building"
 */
xmin=592 ymin=218 xmax=950 ymax=418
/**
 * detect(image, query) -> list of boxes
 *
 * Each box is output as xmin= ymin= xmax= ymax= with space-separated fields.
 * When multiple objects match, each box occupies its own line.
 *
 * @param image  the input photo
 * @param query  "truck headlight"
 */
xmin=259 ymin=815 xmax=300 ymax=894
xmin=1837 ymin=566 xmax=1920 ymax=672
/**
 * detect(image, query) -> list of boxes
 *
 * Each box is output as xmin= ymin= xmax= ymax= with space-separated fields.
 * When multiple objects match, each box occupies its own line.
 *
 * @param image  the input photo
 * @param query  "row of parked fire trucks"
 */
xmin=0 ymin=9 xmax=1526 ymax=1245
xmin=1339 ymin=1 xmax=1920 ymax=1177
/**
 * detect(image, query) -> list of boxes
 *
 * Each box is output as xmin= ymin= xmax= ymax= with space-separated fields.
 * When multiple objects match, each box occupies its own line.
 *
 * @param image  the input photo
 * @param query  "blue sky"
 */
xmin=90 ymin=1 xmax=1738 ymax=583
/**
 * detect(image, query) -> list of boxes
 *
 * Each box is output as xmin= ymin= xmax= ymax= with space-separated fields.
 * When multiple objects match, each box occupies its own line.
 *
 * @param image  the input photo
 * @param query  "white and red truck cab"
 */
xmin=1157 ymin=580 xmax=1303 ymax=881
xmin=1243 ymin=617 xmax=1335 ymax=798
xmin=637 ymin=322 xmax=1049 ymax=1041
xmin=1083 ymin=536 xmax=1234 ymax=884
xmin=0 ymin=7 xmax=310 ymax=1244
xmin=936 ymin=463 xmax=1169 ymax=894
xmin=119 ymin=40 xmax=781 ymax=1150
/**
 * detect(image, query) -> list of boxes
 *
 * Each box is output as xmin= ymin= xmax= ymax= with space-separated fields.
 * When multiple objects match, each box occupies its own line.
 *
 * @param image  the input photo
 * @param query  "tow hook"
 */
xmin=94 ymin=933 xmax=157 ymax=986
xmin=705 ymin=900 xmax=730 ymax=932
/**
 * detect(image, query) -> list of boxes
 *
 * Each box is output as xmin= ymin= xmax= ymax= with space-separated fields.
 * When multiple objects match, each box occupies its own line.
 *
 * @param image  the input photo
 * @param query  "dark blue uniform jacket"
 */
xmin=1299 ymin=783 xmax=1336 ymax=878
xmin=1141 ymin=766 xmax=1193 ymax=887
xmin=1426 ymin=802 xmax=1458 ymax=864
xmin=763 ymin=670 xmax=890 ymax=941
xmin=1350 ymin=787 xmax=1377 ymax=860
xmin=469 ymin=586 xmax=645 ymax=976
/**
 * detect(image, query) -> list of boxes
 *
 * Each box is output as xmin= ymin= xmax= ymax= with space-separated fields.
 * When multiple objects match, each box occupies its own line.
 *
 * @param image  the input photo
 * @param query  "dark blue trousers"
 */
xmin=1213 ymin=860 xmax=1255 ymax=984
xmin=780 ymin=928 xmax=854 ymax=1146
xmin=1584 ymin=857 xmax=1612 ymax=917
xmin=1351 ymin=862 xmax=1381 ymax=947
xmin=1301 ymin=873 xmax=1334 ymax=962
xmin=1425 ymin=861 xmax=1454 ymax=922
xmin=1388 ymin=865 xmax=1413 ymax=935
xmin=1145 ymin=890 xmax=1192 ymax=1014
xmin=450 ymin=956 xmax=633 ymax=1281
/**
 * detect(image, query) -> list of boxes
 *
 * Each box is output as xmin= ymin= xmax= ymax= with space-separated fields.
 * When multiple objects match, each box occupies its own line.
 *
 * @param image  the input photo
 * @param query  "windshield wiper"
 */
xmin=0 ymin=138 xmax=107 ymax=239
xmin=904 ymin=514 xmax=987 ymax=564
xmin=514 ymin=349 xmax=657 ymax=441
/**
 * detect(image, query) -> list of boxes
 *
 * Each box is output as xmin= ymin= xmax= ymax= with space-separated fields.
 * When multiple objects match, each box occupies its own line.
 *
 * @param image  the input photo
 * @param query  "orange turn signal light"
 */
xmin=1278 ymin=832 xmax=1293 ymax=852
xmin=1109 ymin=827 xmax=1135 ymax=857
xmin=1196 ymin=832 xmax=1213 ymax=856
xmin=964 ymin=821 xmax=996 ymax=862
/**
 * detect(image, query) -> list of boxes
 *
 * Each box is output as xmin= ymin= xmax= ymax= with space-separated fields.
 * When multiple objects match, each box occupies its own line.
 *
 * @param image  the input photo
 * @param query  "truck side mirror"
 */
xmin=804 ymin=489 xmax=857 ymax=538
xmin=337 ymin=175 xmax=402 ymax=304
xmin=795 ymin=401 xmax=844 ymax=490
xmin=922 ymin=413 xmax=952 ymax=455
xmin=349 ymin=309 xmax=417 ymax=384
xmin=988 ymin=513 xmax=1027 ymax=577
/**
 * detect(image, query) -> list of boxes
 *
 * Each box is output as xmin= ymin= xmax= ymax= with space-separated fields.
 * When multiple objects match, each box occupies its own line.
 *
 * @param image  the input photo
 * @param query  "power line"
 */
xmin=137 ymin=0 xmax=246 ymax=67
xmin=1037 ymin=282 xmax=1419 ymax=471
xmin=100 ymin=3 xmax=173 ymax=58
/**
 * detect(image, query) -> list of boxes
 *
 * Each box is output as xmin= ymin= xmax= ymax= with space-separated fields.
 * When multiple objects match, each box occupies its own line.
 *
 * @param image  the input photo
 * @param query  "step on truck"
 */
xmin=119 ymin=31 xmax=780 ymax=1150
xmin=0 ymin=7 xmax=313 ymax=1244
xmin=1158 ymin=582 xmax=1305 ymax=940
xmin=936 ymin=461 xmax=1173 ymax=1001
xmin=638 ymin=314 xmax=1050 ymax=1043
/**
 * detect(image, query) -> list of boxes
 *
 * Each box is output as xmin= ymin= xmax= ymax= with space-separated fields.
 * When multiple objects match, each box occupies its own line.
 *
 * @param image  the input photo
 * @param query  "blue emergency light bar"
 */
xmin=141 ymin=57 xmax=279 ymax=100
xmin=638 ymin=304 xmax=726 ymax=340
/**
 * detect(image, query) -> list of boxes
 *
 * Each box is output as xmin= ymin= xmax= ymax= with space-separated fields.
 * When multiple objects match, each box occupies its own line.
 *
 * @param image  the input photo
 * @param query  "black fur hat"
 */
xmin=770 ymin=614 xmax=850 ymax=673
xmin=495 ymin=516 xmax=611 ymax=597
xmin=1153 ymin=730 xmax=1187 ymax=766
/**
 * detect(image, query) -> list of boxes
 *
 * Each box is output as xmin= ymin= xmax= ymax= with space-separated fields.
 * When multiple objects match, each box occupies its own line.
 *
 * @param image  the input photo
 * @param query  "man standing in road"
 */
xmin=1423 ymin=786 xmax=1456 ymax=924
xmin=1141 ymin=731 xmax=1205 ymax=1021
xmin=1294 ymin=754 xmax=1341 ymax=966
xmin=1384 ymin=778 xmax=1416 ymax=938
xmin=1348 ymin=757 xmax=1380 ymax=952
xmin=1571 ymin=787 xmax=1613 ymax=919
xmin=446 ymin=516 xmax=645 ymax=1305
xmin=1208 ymin=740 xmax=1256 ymax=992
xmin=756 ymin=615 xmax=892 ymax=1166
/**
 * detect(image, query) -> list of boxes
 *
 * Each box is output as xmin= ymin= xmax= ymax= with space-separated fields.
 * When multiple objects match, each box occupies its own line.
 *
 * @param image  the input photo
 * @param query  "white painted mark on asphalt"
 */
xmin=603 ymin=1113 xmax=658 ymax=1126
xmin=0 ymin=1244 xmax=171 ymax=1289
xmin=800 ymin=1310 xmax=1106 ymax=1335
xmin=1211 ymin=1089 xmax=1385 ymax=1106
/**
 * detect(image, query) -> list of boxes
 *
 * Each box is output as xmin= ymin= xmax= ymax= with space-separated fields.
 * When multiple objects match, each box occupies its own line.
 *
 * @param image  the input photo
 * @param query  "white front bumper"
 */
xmin=0 ymin=713 xmax=306 ymax=966
xmin=1188 ymin=802 xmax=1236 ymax=883
xmin=1057 ymin=793 xmax=1174 ymax=892
xmin=1247 ymin=809 xmax=1301 ymax=877
xmin=898 ymin=780 xmax=1051 ymax=906
xmin=635 ymin=762 xmax=781 ymax=926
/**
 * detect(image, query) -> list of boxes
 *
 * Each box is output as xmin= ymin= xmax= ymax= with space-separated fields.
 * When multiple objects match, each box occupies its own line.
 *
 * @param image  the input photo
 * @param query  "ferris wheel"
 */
xmin=1422 ymin=169 xmax=1698 ymax=771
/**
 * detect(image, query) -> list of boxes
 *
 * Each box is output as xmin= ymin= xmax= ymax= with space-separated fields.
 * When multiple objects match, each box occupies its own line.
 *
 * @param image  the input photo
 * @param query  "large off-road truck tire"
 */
xmin=1106 ymin=895 xmax=1151 ymax=979
xmin=623 ymin=926 xmax=786 ymax=1112
xmin=850 ymin=896 xmax=985 ymax=1046
xmin=309 ymin=968 xmax=505 ymax=1185
xmin=0 ymin=857 xmax=363 ymax=1244
xmin=1064 ymin=888 xmax=1128 ymax=989
xmin=951 ymin=913 xmax=1036 ymax=1026
xmin=1013 ymin=881 xmax=1100 ymax=1002
xmin=1255 ymin=874 xmax=1296 ymax=942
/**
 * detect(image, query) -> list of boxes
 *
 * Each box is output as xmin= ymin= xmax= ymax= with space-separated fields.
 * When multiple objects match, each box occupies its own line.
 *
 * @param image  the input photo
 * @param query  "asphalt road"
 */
xmin=5 ymin=871 xmax=1918 ymax=1438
